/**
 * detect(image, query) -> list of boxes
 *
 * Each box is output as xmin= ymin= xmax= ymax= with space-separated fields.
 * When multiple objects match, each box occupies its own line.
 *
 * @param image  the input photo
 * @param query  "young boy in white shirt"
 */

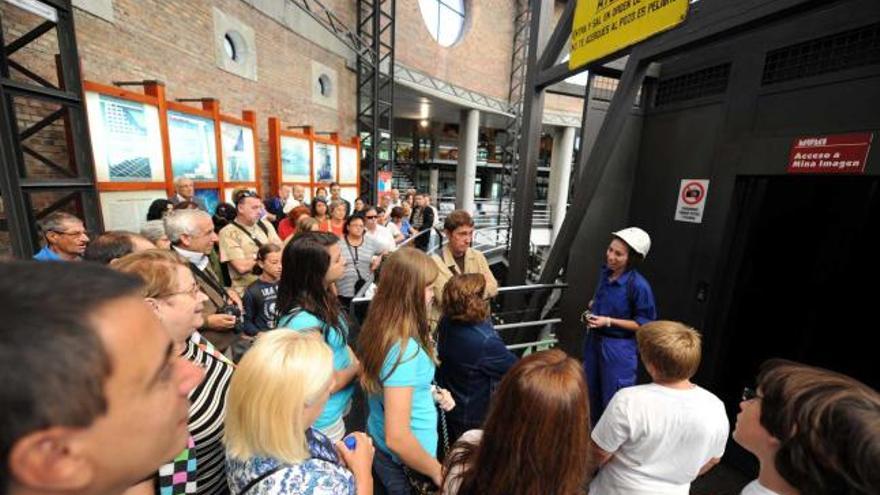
xmin=589 ymin=320 xmax=729 ymax=495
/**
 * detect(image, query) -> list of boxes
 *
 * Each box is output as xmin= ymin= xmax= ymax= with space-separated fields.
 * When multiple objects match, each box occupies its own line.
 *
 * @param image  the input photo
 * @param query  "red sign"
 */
xmin=787 ymin=133 xmax=873 ymax=174
xmin=681 ymin=181 xmax=705 ymax=205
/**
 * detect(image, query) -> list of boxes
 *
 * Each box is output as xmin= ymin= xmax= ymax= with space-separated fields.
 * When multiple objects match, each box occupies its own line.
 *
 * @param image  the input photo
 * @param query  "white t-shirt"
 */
xmin=365 ymin=224 xmax=396 ymax=253
xmin=741 ymin=480 xmax=781 ymax=495
xmin=590 ymin=383 xmax=729 ymax=495
xmin=387 ymin=221 xmax=402 ymax=242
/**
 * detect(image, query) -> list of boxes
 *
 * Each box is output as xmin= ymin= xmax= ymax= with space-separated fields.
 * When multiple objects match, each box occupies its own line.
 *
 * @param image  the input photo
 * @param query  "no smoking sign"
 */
xmin=675 ymin=179 xmax=709 ymax=223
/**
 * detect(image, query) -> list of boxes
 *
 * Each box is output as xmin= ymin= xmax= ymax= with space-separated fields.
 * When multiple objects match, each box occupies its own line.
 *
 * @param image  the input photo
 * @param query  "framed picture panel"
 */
xmin=221 ymin=122 xmax=256 ymax=182
xmin=280 ymin=135 xmax=311 ymax=183
xmin=85 ymin=92 xmax=165 ymax=183
xmin=168 ymin=110 xmax=218 ymax=181
xmin=312 ymin=141 xmax=338 ymax=183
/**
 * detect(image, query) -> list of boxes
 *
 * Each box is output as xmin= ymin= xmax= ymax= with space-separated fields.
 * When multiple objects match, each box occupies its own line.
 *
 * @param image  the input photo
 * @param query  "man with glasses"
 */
xmin=166 ymin=209 xmax=244 ymax=352
xmin=33 ymin=211 xmax=90 ymax=261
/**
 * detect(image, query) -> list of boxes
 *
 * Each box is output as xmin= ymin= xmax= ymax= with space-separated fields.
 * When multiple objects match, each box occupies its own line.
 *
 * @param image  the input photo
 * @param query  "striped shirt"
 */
xmin=183 ymin=336 xmax=235 ymax=495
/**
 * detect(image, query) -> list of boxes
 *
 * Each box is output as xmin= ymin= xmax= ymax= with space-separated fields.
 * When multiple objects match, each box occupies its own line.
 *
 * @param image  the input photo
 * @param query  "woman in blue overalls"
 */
xmin=583 ymin=227 xmax=657 ymax=425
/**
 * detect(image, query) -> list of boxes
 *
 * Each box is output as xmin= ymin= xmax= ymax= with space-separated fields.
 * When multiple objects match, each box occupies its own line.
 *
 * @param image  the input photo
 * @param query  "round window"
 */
xmin=318 ymin=74 xmax=332 ymax=97
xmin=223 ymin=33 xmax=237 ymax=61
xmin=417 ymin=0 xmax=466 ymax=47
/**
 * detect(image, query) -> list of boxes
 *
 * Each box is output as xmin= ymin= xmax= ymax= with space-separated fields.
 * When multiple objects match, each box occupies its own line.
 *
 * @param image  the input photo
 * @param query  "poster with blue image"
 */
xmin=168 ymin=111 xmax=217 ymax=181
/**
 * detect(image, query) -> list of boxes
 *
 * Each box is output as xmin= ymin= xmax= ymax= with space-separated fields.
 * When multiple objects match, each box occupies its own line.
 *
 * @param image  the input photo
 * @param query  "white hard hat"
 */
xmin=612 ymin=227 xmax=651 ymax=258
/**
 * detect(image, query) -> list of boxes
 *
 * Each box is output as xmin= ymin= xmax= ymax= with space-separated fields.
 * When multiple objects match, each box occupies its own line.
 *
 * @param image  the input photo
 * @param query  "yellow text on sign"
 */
xmin=569 ymin=0 xmax=689 ymax=70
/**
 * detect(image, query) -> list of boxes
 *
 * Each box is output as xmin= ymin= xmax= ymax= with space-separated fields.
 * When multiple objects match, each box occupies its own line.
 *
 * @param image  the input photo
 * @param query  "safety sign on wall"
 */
xmin=569 ymin=0 xmax=690 ymax=70
xmin=787 ymin=133 xmax=873 ymax=175
xmin=675 ymin=179 xmax=709 ymax=224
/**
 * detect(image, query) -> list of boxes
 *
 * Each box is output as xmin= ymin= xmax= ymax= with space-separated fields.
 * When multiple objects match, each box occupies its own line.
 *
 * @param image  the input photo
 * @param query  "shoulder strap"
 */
xmin=231 ymin=221 xmax=264 ymax=248
xmin=187 ymin=262 xmax=229 ymax=305
xmin=344 ymin=238 xmax=364 ymax=280
xmin=236 ymin=464 xmax=286 ymax=495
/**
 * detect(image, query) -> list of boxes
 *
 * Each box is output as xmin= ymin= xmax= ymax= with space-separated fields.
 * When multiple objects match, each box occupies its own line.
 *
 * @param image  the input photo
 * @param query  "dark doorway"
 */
xmin=708 ymin=175 xmax=879 ymax=473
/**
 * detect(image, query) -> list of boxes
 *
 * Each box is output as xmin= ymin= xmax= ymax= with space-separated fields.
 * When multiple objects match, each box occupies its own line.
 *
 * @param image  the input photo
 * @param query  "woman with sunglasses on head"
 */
xmin=276 ymin=231 xmax=360 ymax=443
xmin=359 ymin=248 xmax=444 ymax=494
xmin=114 ymin=250 xmax=233 ymax=495
xmin=225 ymin=332 xmax=375 ymax=495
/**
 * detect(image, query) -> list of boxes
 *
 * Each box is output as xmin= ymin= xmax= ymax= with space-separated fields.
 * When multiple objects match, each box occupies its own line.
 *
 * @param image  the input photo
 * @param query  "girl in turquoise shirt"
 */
xmin=359 ymin=247 xmax=443 ymax=494
xmin=276 ymin=231 xmax=360 ymax=442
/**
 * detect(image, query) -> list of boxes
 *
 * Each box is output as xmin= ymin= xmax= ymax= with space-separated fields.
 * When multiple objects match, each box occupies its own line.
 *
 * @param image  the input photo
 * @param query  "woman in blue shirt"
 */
xmin=358 ymin=248 xmax=443 ymax=494
xmin=276 ymin=231 xmax=360 ymax=442
xmin=583 ymin=227 xmax=657 ymax=425
xmin=436 ymin=273 xmax=516 ymax=444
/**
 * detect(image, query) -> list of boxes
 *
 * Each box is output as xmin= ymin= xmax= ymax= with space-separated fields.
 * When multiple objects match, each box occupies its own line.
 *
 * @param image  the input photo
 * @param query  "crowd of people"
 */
xmin=1 ymin=178 xmax=878 ymax=495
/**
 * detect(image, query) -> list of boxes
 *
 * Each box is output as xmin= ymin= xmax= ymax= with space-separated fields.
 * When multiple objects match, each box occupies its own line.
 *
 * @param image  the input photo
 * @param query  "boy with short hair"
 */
xmin=589 ymin=320 xmax=729 ymax=495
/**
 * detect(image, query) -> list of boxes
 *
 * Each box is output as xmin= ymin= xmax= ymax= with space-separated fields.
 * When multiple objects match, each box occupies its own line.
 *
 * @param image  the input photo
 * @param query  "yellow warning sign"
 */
xmin=569 ymin=0 xmax=689 ymax=70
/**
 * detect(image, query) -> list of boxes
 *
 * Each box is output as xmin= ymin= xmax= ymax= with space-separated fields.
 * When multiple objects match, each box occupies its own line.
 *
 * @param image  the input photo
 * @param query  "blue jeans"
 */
xmin=373 ymin=447 xmax=411 ymax=495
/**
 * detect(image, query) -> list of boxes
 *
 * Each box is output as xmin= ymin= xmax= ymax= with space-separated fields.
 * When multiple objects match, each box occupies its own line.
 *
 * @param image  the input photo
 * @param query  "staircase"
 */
xmin=392 ymin=161 xmax=417 ymax=191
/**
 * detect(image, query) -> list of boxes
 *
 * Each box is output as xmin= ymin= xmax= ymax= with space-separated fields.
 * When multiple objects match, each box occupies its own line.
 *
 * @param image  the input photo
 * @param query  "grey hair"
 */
xmin=140 ymin=220 xmax=167 ymax=244
xmin=37 ymin=211 xmax=81 ymax=237
xmin=173 ymin=176 xmax=193 ymax=188
xmin=163 ymin=209 xmax=211 ymax=244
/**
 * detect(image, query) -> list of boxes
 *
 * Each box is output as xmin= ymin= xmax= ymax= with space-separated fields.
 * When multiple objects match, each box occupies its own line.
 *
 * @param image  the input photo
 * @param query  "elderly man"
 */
xmin=166 ymin=209 xmax=244 ymax=352
xmin=33 ymin=211 xmax=89 ymax=261
xmin=218 ymin=190 xmax=282 ymax=295
xmin=169 ymin=176 xmax=207 ymax=210
xmin=431 ymin=209 xmax=498 ymax=319
xmin=0 ymin=261 xmax=203 ymax=495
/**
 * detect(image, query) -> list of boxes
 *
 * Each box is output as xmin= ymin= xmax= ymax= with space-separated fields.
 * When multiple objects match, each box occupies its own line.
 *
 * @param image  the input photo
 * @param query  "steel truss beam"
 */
xmin=508 ymin=0 xmax=838 ymax=288
xmin=0 ymin=0 xmax=99 ymax=257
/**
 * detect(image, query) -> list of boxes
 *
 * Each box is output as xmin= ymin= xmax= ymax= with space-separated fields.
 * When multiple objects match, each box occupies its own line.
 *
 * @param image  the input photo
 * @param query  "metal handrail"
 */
xmin=506 ymin=337 xmax=558 ymax=351
xmin=497 ymin=283 xmax=568 ymax=294
xmin=495 ymin=318 xmax=561 ymax=331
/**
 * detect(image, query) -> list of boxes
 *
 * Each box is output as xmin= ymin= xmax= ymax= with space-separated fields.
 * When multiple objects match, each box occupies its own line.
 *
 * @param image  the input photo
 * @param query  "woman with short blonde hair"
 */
xmin=225 ymin=331 xmax=374 ymax=494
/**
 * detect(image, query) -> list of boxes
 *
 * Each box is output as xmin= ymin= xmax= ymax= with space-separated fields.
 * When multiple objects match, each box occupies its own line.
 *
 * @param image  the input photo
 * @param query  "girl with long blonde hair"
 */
xmin=358 ymin=247 xmax=442 ymax=493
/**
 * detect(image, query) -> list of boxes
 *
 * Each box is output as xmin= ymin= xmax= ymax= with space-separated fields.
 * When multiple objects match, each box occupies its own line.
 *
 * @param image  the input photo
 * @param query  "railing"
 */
xmin=349 ymin=282 xmax=568 ymax=354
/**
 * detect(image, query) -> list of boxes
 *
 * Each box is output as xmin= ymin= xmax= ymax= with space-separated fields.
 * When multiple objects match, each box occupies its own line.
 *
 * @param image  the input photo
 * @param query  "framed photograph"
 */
xmin=195 ymin=188 xmax=220 ymax=215
xmin=220 ymin=122 xmax=256 ymax=181
xmin=280 ymin=135 xmax=311 ymax=183
xmin=312 ymin=141 xmax=338 ymax=183
xmin=339 ymin=146 xmax=359 ymax=184
xmin=340 ymin=186 xmax=358 ymax=205
xmin=168 ymin=111 xmax=218 ymax=181
xmin=86 ymin=92 xmax=164 ymax=183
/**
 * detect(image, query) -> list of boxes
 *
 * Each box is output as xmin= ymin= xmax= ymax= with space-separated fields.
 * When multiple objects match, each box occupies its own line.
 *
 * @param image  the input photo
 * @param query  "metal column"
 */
xmin=0 ymin=0 xmax=99 ymax=258
xmin=357 ymin=0 xmax=395 ymax=205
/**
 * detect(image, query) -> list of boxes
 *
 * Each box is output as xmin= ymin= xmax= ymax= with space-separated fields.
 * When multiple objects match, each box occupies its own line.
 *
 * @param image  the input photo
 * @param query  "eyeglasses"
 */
xmin=51 ymin=229 xmax=88 ymax=237
xmin=162 ymin=282 xmax=201 ymax=299
xmin=742 ymin=387 xmax=762 ymax=402
xmin=364 ymin=215 xmax=377 ymax=219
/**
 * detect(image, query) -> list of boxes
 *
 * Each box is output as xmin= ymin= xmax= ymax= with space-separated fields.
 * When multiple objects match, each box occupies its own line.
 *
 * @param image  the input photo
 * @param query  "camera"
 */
xmin=220 ymin=304 xmax=244 ymax=334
